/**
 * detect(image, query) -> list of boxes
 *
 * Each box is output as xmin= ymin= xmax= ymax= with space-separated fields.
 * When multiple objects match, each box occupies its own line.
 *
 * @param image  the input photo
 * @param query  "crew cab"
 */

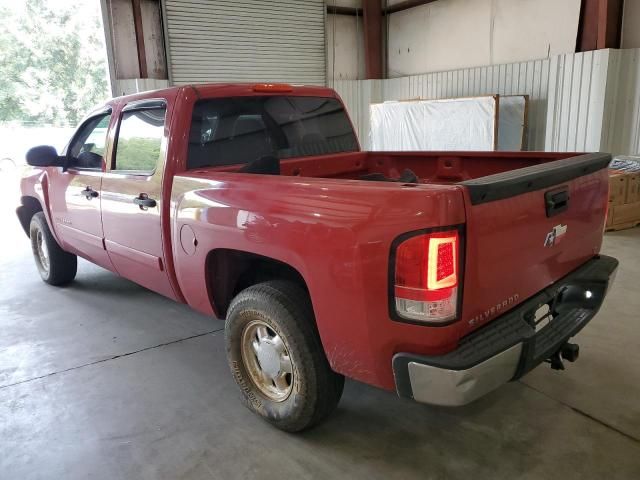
xmin=16 ymin=83 xmax=617 ymax=432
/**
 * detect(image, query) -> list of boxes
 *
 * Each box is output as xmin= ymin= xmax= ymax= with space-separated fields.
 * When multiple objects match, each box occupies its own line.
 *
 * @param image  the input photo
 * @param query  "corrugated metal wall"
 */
xmin=111 ymin=44 xmax=640 ymax=157
xmin=335 ymin=57 xmax=556 ymax=150
xmin=333 ymin=79 xmax=381 ymax=149
xmin=334 ymin=49 xmax=636 ymax=154
xmin=162 ymin=0 xmax=326 ymax=85
xmin=601 ymin=49 xmax=640 ymax=155
xmin=544 ymin=50 xmax=609 ymax=152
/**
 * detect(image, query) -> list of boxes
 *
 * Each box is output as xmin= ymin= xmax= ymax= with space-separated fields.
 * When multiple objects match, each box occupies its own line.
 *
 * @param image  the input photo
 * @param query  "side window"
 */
xmin=187 ymin=99 xmax=275 ymax=169
xmin=114 ymin=106 xmax=166 ymax=173
xmin=68 ymin=114 xmax=111 ymax=170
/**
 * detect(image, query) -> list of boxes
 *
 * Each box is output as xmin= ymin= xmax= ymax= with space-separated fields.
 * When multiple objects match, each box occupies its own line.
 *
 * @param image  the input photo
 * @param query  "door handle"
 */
xmin=133 ymin=193 xmax=157 ymax=209
xmin=545 ymin=187 xmax=569 ymax=217
xmin=80 ymin=187 xmax=99 ymax=200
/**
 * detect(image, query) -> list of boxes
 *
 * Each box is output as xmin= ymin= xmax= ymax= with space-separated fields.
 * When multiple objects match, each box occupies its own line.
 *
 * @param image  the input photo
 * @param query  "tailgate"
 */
xmin=458 ymin=153 xmax=611 ymax=335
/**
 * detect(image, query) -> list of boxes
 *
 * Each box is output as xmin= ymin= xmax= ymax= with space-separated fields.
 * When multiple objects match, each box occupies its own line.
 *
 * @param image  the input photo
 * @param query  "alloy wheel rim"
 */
xmin=240 ymin=319 xmax=294 ymax=402
xmin=36 ymin=229 xmax=49 ymax=272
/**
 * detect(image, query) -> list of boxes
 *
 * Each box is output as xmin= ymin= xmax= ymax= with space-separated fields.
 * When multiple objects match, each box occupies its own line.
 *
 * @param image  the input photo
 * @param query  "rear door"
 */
xmin=100 ymin=99 xmax=176 ymax=300
xmin=459 ymin=154 xmax=610 ymax=335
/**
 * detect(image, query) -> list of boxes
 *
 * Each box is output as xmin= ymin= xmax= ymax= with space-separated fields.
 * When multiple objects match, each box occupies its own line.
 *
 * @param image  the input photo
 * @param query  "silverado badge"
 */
xmin=544 ymin=224 xmax=567 ymax=247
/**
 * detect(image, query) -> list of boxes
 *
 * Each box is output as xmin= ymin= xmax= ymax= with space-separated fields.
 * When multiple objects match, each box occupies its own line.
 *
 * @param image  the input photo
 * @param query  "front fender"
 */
xmin=17 ymin=168 xmax=59 ymax=243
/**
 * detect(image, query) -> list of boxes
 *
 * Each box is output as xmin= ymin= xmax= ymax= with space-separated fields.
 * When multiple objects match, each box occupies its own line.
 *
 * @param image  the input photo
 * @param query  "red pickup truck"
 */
xmin=17 ymin=83 xmax=617 ymax=432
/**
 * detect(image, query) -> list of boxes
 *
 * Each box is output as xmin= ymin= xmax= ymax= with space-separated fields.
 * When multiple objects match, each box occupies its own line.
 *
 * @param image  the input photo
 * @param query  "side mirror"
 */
xmin=26 ymin=145 xmax=63 ymax=167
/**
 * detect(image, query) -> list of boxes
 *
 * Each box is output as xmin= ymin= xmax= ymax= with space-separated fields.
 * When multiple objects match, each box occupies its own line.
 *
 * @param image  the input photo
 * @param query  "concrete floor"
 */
xmin=1 ymin=177 xmax=639 ymax=480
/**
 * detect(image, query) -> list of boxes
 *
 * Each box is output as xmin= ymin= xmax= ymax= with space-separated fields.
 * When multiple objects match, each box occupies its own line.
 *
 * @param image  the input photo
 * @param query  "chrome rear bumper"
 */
xmin=392 ymin=255 xmax=618 ymax=407
xmin=406 ymin=344 xmax=522 ymax=406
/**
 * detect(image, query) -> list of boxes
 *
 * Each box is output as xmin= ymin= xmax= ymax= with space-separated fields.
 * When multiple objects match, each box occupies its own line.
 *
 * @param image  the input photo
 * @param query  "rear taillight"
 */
xmin=393 ymin=230 xmax=460 ymax=323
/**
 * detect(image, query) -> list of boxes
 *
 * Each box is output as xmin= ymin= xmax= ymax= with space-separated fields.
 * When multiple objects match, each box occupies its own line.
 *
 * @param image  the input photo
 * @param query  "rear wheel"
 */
xmin=225 ymin=280 xmax=344 ymax=432
xmin=29 ymin=212 xmax=77 ymax=286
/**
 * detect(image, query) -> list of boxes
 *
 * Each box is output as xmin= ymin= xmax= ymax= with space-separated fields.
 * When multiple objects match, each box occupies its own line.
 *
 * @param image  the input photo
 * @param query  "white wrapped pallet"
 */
xmin=369 ymin=95 xmax=528 ymax=152
xmin=369 ymin=96 xmax=498 ymax=151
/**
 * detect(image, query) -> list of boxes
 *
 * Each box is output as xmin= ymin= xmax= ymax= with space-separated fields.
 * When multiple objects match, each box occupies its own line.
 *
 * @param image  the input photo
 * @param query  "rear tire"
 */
xmin=225 ymin=280 xmax=344 ymax=432
xmin=29 ymin=212 xmax=77 ymax=286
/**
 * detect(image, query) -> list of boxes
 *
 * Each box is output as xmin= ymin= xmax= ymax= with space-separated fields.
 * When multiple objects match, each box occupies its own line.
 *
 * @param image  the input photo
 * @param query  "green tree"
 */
xmin=0 ymin=0 xmax=109 ymax=126
xmin=0 ymin=5 xmax=29 ymax=122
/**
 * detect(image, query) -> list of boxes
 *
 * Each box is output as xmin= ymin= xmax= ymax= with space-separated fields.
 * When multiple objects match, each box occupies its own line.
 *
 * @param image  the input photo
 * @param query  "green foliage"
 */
xmin=116 ymin=137 xmax=161 ymax=171
xmin=0 ymin=0 xmax=109 ymax=126
xmin=0 ymin=4 xmax=29 ymax=122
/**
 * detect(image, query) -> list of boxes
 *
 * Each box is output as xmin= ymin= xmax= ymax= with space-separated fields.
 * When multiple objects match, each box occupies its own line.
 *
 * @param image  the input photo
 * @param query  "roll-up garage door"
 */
xmin=163 ymin=0 xmax=326 ymax=85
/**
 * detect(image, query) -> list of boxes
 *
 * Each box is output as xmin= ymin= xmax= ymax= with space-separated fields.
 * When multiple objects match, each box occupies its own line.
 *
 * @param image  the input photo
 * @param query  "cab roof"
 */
xmin=108 ymin=83 xmax=338 ymax=106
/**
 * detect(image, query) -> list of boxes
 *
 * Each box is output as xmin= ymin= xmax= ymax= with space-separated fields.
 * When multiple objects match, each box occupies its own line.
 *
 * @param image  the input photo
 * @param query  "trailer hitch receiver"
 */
xmin=546 ymin=342 xmax=580 ymax=370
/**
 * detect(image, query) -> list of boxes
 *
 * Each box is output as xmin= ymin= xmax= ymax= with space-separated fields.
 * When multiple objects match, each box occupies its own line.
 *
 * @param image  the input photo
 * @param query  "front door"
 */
xmin=49 ymin=111 xmax=114 ymax=270
xmin=100 ymin=100 xmax=176 ymax=299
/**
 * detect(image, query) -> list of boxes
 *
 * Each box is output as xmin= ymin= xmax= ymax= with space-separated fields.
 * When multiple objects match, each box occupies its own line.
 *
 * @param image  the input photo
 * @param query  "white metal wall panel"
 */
xmin=333 ymin=49 xmax=625 ymax=154
xmin=544 ymin=50 xmax=609 ymax=152
xmin=335 ymin=58 xmax=553 ymax=151
xmin=601 ymin=49 xmax=640 ymax=155
xmin=333 ymin=79 xmax=381 ymax=149
xmin=163 ymin=0 xmax=326 ymax=85
xmin=394 ymin=60 xmax=553 ymax=151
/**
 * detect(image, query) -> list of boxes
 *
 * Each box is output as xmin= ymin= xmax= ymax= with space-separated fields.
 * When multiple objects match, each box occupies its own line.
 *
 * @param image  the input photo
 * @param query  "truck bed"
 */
xmin=189 ymin=150 xmax=585 ymax=186
xmin=177 ymin=148 xmax=610 ymax=356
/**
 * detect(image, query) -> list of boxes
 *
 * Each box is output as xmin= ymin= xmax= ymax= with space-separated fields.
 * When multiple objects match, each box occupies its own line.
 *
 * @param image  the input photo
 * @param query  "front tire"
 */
xmin=225 ymin=280 xmax=344 ymax=432
xmin=29 ymin=212 xmax=77 ymax=286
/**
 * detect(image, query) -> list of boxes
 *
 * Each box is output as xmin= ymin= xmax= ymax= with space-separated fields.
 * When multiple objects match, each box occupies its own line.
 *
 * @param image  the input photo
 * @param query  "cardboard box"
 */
xmin=609 ymin=172 xmax=628 ymax=206
xmin=626 ymin=174 xmax=640 ymax=203
xmin=610 ymin=201 xmax=640 ymax=225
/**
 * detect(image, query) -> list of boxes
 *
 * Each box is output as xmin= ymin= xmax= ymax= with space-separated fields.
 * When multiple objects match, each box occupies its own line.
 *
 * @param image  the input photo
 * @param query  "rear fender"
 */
xmin=171 ymin=173 xmax=466 ymax=389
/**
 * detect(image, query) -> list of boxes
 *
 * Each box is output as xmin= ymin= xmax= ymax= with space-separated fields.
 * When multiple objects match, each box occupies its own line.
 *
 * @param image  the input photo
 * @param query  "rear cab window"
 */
xmin=187 ymin=96 xmax=358 ymax=169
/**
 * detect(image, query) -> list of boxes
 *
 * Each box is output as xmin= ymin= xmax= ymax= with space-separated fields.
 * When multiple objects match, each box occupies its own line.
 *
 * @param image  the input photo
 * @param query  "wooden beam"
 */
xmin=597 ymin=0 xmax=624 ymax=49
xmin=363 ymin=0 xmax=383 ymax=79
xmin=577 ymin=0 xmax=623 ymax=51
xmin=577 ymin=0 xmax=598 ymax=51
xmin=131 ymin=0 xmax=148 ymax=78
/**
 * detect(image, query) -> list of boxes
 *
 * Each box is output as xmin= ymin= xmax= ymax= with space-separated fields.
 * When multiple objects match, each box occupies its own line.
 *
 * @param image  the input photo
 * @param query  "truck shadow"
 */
xmin=292 ymin=378 xmax=618 ymax=478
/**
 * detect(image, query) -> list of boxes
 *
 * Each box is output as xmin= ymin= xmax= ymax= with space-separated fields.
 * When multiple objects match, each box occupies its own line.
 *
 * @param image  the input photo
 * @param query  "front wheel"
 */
xmin=29 ymin=212 xmax=77 ymax=286
xmin=225 ymin=280 xmax=344 ymax=432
